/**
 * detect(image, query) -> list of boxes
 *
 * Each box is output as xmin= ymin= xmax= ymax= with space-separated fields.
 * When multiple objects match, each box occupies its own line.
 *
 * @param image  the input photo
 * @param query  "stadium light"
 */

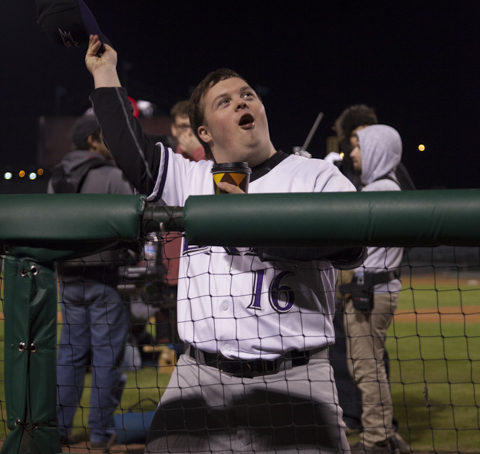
xmin=29 ymin=172 xmax=37 ymax=180
xmin=4 ymin=172 xmax=12 ymax=180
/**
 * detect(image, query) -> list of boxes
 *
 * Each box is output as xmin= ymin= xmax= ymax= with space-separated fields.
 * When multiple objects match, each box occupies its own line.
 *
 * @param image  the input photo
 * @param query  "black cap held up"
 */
xmin=36 ymin=0 xmax=110 ymax=52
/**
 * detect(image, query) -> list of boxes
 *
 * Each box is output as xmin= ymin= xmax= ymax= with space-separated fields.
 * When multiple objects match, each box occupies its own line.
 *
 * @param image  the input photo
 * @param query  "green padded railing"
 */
xmin=183 ymin=189 xmax=480 ymax=248
xmin=2 ymin=190 xmax=479 ymax=259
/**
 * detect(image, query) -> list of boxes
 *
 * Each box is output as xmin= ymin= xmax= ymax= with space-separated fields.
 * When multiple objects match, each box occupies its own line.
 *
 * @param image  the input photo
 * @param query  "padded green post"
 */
xmin=1 ymin=256 xmax=62 ymax=454
xmin=184 ymin=189 xmax=480 ymax=248
xmin=0 ymin=194 xmax=147 ymax=454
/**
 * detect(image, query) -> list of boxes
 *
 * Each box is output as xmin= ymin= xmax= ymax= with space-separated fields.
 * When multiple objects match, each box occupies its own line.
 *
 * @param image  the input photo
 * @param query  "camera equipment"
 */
xmin=117 ymin=233 xmax=166 ymax=305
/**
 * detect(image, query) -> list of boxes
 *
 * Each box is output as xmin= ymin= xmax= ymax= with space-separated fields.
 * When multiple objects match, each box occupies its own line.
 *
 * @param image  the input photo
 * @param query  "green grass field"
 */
xmin=0 ymin=279 xmax=479 ymax=451
xmin=384 ymin=280 xmax=480 ymax=453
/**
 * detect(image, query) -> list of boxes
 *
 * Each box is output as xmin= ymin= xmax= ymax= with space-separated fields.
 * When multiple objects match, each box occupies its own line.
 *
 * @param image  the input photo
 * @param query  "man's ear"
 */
xmin=198 ymin=126 xmax=212 ymax=144
xmin=87 ymin=135 xmax=99 ymax=152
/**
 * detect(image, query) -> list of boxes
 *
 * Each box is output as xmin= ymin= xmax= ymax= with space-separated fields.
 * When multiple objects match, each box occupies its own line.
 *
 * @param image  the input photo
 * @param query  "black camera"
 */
xmin=117 ymin=234 xmax=166 ymax=305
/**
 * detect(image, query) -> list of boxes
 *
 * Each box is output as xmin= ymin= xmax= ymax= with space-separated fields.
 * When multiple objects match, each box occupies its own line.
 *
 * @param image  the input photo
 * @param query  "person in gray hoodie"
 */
xmin=48 ymin=115 xmax=132 ymax=449
xmin=344 ymin=124 xmax=409 ymax=454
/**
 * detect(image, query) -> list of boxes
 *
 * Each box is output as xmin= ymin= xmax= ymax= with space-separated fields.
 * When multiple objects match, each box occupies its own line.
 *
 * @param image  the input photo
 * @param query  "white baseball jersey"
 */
xmin=147 ymin=144 xmax=355 ymax=361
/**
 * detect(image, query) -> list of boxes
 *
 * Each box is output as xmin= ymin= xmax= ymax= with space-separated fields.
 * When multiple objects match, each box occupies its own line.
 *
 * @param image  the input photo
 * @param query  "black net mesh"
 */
xmin=1 ymin=245 xmax=479 ymax=452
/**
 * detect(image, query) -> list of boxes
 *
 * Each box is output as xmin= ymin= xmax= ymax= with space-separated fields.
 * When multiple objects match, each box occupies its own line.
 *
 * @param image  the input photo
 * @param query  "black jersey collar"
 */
xmin=250 ymin=150 xmax=289 ymax=183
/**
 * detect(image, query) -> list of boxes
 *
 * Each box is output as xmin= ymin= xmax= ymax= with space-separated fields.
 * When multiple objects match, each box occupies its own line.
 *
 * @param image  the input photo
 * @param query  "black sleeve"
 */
xmin=256 ymin=246 xmax=367 ymax=270
xmin=90 ymin=87 xmax=161 ymax=196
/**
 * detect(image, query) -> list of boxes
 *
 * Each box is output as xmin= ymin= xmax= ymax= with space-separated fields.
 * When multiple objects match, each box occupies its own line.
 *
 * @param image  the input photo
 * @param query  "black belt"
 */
xmin=340 ymin=269 xmax=401 ymax=295
xmin=189 ymin=346 xmax=317 ymax=377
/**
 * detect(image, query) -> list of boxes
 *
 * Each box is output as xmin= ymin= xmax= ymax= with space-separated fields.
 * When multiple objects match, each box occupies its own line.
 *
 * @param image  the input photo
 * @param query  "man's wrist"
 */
xmin=93 ymin=66 xmax=121 ymax=89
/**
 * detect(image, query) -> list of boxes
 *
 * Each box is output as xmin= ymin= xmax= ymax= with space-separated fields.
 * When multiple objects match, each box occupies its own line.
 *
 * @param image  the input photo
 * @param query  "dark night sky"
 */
xmin=1 ymin=1 xmax=479 ymax=189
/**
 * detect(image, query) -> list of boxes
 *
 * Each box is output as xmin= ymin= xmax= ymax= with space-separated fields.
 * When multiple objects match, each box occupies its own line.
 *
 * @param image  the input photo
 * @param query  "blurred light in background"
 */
xmin=1 ymin=167 xmax=47 ymax=182
xmin=418 ymin=144 xmax=425 ymax=152
xmin=0 ymin=166 xmax=49 ymax=194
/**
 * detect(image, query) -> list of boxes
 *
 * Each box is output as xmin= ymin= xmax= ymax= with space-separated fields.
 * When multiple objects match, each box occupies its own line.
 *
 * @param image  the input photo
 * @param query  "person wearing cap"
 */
xmin=48 ymin=114 xmax=132 ymax=448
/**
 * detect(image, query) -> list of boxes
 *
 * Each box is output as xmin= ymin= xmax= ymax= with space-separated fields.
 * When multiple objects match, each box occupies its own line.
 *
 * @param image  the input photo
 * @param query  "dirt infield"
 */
xmin=396 ymin=273 xmax=480 ymax=323
xmin=405 ymin=274 xmax=480 ymax=287
xmin=395 ymin=305 xmax=480 ymax=323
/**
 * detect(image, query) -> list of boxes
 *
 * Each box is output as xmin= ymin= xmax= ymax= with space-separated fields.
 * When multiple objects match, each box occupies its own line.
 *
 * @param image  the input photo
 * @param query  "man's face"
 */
xmin=171 ymin=115 xmax=192 ymax=139
xmin=349 ymin=133 xmax=362 ymax=173
xmin=197 ymin=77 xmax=275 ymax=166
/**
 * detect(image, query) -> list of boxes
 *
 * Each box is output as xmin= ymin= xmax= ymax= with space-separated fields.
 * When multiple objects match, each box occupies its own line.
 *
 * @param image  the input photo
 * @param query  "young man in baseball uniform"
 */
xmin=86 ymin=35 xmax=364 ymax=453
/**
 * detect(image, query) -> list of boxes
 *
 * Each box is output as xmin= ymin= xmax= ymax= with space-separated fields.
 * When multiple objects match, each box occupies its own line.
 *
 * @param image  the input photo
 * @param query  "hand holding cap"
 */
xmin=36 ymin=0 xmax=110 ymax=53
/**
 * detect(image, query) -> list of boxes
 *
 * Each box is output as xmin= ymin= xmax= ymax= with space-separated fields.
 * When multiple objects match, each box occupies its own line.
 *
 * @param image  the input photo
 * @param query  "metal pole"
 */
xmin=301 ymin=112 xmax=324 ymax=152
xmin=142 ymin=206 xmax=184 ymax=233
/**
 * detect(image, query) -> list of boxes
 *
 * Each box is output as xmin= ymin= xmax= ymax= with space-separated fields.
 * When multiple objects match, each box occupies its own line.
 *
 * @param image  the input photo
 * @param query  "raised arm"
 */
xmin=86 ymin=35 xmax=161 ymax=196
xmin=85 ymin=35 xmax=121 ymax=88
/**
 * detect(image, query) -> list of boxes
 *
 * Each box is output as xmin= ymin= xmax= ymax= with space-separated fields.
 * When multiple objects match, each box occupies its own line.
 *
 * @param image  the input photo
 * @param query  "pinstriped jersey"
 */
xmin=90 ymin=87 xmax=357 ymax=361
xmin=149 ymin=145 xmax=355 ymax=360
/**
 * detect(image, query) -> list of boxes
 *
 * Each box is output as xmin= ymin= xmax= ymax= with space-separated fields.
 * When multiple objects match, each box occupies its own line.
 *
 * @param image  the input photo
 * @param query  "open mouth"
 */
xmin=239 ymin=113 xmax=255 ymax=128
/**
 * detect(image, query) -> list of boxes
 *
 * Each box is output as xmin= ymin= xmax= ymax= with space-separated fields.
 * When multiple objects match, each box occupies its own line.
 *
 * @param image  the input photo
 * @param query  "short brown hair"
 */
xmin=333 ymin=104 xmax=378 ymax=153
xmin=170 ymin=100 xmax=190 ymax=123
xmin=189 ymin=68 xmax=247 ymax=160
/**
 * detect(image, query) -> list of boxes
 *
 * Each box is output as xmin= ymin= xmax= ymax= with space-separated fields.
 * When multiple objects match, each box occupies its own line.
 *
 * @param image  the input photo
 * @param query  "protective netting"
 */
xmin=1 ymin=243 xmax=479 ymax=453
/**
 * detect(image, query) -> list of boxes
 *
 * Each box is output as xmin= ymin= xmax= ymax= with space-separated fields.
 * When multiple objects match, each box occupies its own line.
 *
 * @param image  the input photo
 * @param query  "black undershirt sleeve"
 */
xmin=90 ymin=87 xmax=161 ymax=196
